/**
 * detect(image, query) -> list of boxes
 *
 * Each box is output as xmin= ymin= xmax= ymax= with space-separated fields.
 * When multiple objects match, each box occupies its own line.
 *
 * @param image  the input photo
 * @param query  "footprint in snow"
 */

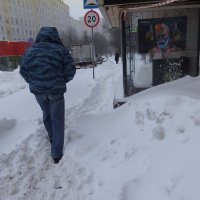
xmin=191 ymin=115 xmax=200 ymax=126
xmin=135 ymin=111 xmax=145 ymax=125
xmin=152 ymin=126 xmax=165 ymax=140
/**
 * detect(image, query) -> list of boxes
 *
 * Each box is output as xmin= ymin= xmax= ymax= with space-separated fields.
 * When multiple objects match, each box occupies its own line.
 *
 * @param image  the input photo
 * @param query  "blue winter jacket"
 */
xmin=20 ymin=27 xmax=76 ymax=94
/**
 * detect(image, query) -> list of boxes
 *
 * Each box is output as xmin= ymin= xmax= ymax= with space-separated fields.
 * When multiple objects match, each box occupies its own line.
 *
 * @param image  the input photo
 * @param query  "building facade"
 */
xmin=0 ymin=0 xmax=70 ymax=41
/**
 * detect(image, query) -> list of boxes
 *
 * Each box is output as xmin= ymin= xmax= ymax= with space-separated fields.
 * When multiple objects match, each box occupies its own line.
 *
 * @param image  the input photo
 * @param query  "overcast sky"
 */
xmin=64 ymin=0 xmax=101 ymax=20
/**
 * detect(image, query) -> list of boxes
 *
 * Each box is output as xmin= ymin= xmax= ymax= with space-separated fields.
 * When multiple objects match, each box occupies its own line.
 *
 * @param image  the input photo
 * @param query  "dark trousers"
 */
xmin=35 ymin=93 xmax=64 ymax=159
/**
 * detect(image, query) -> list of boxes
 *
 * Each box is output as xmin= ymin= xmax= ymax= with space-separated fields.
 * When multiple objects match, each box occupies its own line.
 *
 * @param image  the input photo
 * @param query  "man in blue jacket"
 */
xmin=20 ymin=27 xmax=76 ymax=164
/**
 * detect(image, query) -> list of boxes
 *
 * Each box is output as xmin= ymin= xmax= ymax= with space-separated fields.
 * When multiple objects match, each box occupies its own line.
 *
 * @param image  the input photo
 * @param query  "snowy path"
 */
xmin=2 ymin=60 xmax=200 ymax=200
xmin=0 ymin=128 xmax=95 ymax=200
xmin=0 ymin=62 xmax=122 ymax=200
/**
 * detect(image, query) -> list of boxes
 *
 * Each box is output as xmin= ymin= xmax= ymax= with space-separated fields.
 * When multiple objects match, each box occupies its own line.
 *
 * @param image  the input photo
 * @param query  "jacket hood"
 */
xmin=35 ymin=27 xmax=63 ymax=45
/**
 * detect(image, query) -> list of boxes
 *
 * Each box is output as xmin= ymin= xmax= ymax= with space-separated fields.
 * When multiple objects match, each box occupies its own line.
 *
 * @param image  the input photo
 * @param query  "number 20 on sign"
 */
xmin=84 ymin=10 xmax=100 ymax=28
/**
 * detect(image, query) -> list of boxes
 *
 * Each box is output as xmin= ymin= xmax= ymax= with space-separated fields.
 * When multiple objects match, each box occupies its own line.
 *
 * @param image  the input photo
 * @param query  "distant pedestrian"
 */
xmin=20 ymin=27 xmax=76 ymax=164
xmin=115 ymin=51 xmax=120 ymax=64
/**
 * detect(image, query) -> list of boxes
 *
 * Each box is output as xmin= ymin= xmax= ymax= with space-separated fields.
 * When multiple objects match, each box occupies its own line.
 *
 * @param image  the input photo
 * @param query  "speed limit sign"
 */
xmin=84 ymin=10 xmax=100 ymax=28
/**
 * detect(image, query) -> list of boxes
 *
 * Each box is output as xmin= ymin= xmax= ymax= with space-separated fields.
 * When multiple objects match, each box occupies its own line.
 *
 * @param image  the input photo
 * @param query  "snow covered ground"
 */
xmin=0 ymin=58 xmax=200 ymax=200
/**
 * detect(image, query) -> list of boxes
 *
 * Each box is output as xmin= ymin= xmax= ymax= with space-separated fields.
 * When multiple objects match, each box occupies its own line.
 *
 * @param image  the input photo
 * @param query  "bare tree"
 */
xmin=93 ymin=32 xmax=110 ymax=56
xmin=80 ymin=31 xmax=90 ymax=43
xmin=102 ymin=20 xmax=121 ymax=53
xmin=109 ymin=27 xmax=121 ymax=53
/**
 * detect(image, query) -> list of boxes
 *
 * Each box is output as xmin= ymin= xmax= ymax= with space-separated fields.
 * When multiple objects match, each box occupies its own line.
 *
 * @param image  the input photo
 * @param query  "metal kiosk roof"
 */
xmin=97 ymin=0 xmax=200 ymax=27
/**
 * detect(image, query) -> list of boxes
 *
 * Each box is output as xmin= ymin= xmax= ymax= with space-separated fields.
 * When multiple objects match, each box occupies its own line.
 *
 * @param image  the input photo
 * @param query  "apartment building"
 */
xmin=0 ymin=0 xmax=70 ymax=41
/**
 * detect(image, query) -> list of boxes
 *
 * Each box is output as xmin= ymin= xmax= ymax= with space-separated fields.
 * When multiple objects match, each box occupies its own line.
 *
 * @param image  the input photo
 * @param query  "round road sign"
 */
xmin=84 ymin=10 xmax=100 ymax=28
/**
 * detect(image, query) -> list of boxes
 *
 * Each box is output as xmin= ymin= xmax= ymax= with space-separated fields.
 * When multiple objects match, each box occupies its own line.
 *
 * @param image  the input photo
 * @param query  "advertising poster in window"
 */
xmin=138 ymin=16 xmax=187 ymax=54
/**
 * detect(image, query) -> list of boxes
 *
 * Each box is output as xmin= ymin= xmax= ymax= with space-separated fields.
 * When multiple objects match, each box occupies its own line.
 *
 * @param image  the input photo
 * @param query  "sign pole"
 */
xmin=84 ymin=9 xmax=100 ymax=79
xmin=91 ymin=25 xmax=95 ymax=79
